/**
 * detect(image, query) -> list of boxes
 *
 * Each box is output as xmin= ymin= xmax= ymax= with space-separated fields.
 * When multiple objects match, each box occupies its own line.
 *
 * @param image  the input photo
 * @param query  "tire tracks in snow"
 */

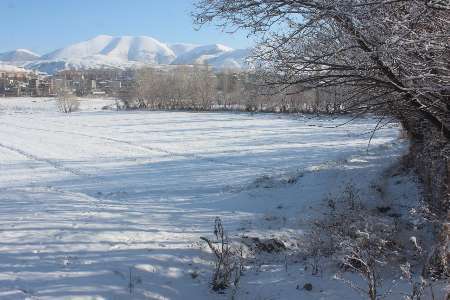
xmin=0 ymin=141 xmax=90 ymax=178
xmin=0 ymin=121 xmax=278 ymax=172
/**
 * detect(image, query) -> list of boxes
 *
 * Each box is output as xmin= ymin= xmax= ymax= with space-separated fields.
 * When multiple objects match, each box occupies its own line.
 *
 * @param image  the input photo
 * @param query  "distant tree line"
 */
xmin=119 ymin=65 xmax=345 ymax=114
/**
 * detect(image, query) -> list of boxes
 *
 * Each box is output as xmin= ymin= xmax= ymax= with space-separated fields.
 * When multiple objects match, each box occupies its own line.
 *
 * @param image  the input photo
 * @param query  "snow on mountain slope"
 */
xmin=113 ymin=36 xmax=175 ymax=63
xmin=0 ymin=63 xmax=31 ymax=73
xmin=25 ymin=57 xmax=147 ymax=75
xmin=172 ymin=44 xmax=234 ymax=65
xmin=169 ymin=43 xmax=200 ymax=56
xmin=43 ymin=35 xmax=176 ymax=64
xmin=42 ymin=35 xmax=114 ymax=60
xmin=169 ymin=44 xmax=250 ymax=70
xmin=0 ymin=49 xmax=40 ymax=62
xmin=23 ymin=60 xmax=68 ymax=75
xmin=207 ymin=48 xmax=251 ymax=70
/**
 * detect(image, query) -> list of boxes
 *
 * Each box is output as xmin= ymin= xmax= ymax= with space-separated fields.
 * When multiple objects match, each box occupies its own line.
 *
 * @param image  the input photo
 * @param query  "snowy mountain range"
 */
xmin=0 ymin=35 xmax=250 ymax=74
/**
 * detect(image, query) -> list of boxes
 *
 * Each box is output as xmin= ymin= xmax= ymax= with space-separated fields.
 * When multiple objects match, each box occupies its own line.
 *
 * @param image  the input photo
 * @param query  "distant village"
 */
xmin=0 ymin=68 xmax=135 ymax=98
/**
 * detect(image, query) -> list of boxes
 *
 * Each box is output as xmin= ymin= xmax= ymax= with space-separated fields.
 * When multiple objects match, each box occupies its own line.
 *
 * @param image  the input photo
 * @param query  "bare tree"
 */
xmin=192 ymin=65 xmax=216 ymax=110
xmin=55 ymin=88 xmax=79 ymax=113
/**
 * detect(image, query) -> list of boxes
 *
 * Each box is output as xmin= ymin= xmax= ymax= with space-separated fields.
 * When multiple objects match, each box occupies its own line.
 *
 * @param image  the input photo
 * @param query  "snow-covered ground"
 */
xmin=0 ymin=97 xmax=428 ymax=299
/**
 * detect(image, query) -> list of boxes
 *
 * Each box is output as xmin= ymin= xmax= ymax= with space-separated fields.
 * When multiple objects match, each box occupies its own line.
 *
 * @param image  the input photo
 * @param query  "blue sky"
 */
xmin=0 ymin=0 xmax=253 ymax=54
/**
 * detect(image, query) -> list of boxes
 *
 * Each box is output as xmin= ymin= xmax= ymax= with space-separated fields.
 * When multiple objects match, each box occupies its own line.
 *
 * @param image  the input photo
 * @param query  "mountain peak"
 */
xmin=171 ymin=43 xmax=235 ymax=65
xmin=0 ymin=49 xmax=40 ymax=62
xmin=42 ymin=35 xmax=176 ymax=64
xmin=93 ymin=34 xmax=113 ymax=39
xmin=16 ymin=49 xmax=39 ymax=55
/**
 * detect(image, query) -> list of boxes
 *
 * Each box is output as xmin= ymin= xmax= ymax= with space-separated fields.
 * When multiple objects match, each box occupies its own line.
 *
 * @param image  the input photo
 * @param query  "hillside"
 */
xmin=0 ymin=49 xmax=40 ymax=62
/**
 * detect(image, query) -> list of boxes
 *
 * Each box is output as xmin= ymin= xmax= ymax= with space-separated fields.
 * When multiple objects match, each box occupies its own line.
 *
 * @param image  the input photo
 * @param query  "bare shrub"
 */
xmin=314 ymin=184 xmax=402 ymax=300
xmin=200 ymin=217 xmax=244 ymax=292
xmin=342 ymin=183 xmax=363 ymax=211
xmin=336 ymin=232 xmax=388 ymax=300
xmin=304 ymin=225 xmax=329 ymax=276
xmin=56 ymin=89 xmax=79 ymax=113
xmin=422 ymin=221 xmax=449 ymax=280
xmin=399 ymin=262 xmax=437 ymax=300
xmin=399 ymin=210 xmax=448 ymax=299
xmin=317 ymin=184 xmax=367 ymax=253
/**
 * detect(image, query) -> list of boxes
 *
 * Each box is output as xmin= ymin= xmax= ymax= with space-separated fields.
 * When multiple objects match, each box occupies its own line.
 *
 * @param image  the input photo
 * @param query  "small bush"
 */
xmin=200 ymin=217 xmax=244 ymax=292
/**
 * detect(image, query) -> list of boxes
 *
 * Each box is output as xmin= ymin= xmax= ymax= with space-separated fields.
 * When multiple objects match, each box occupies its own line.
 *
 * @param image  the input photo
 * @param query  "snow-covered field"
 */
xmin=0 ymin=97 xmax=424 ymax=299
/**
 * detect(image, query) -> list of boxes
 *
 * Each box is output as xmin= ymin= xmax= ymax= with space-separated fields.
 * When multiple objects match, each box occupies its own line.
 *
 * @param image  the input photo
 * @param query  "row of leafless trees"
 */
xmin=119 ymin=66 xmax=344 ymax=113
